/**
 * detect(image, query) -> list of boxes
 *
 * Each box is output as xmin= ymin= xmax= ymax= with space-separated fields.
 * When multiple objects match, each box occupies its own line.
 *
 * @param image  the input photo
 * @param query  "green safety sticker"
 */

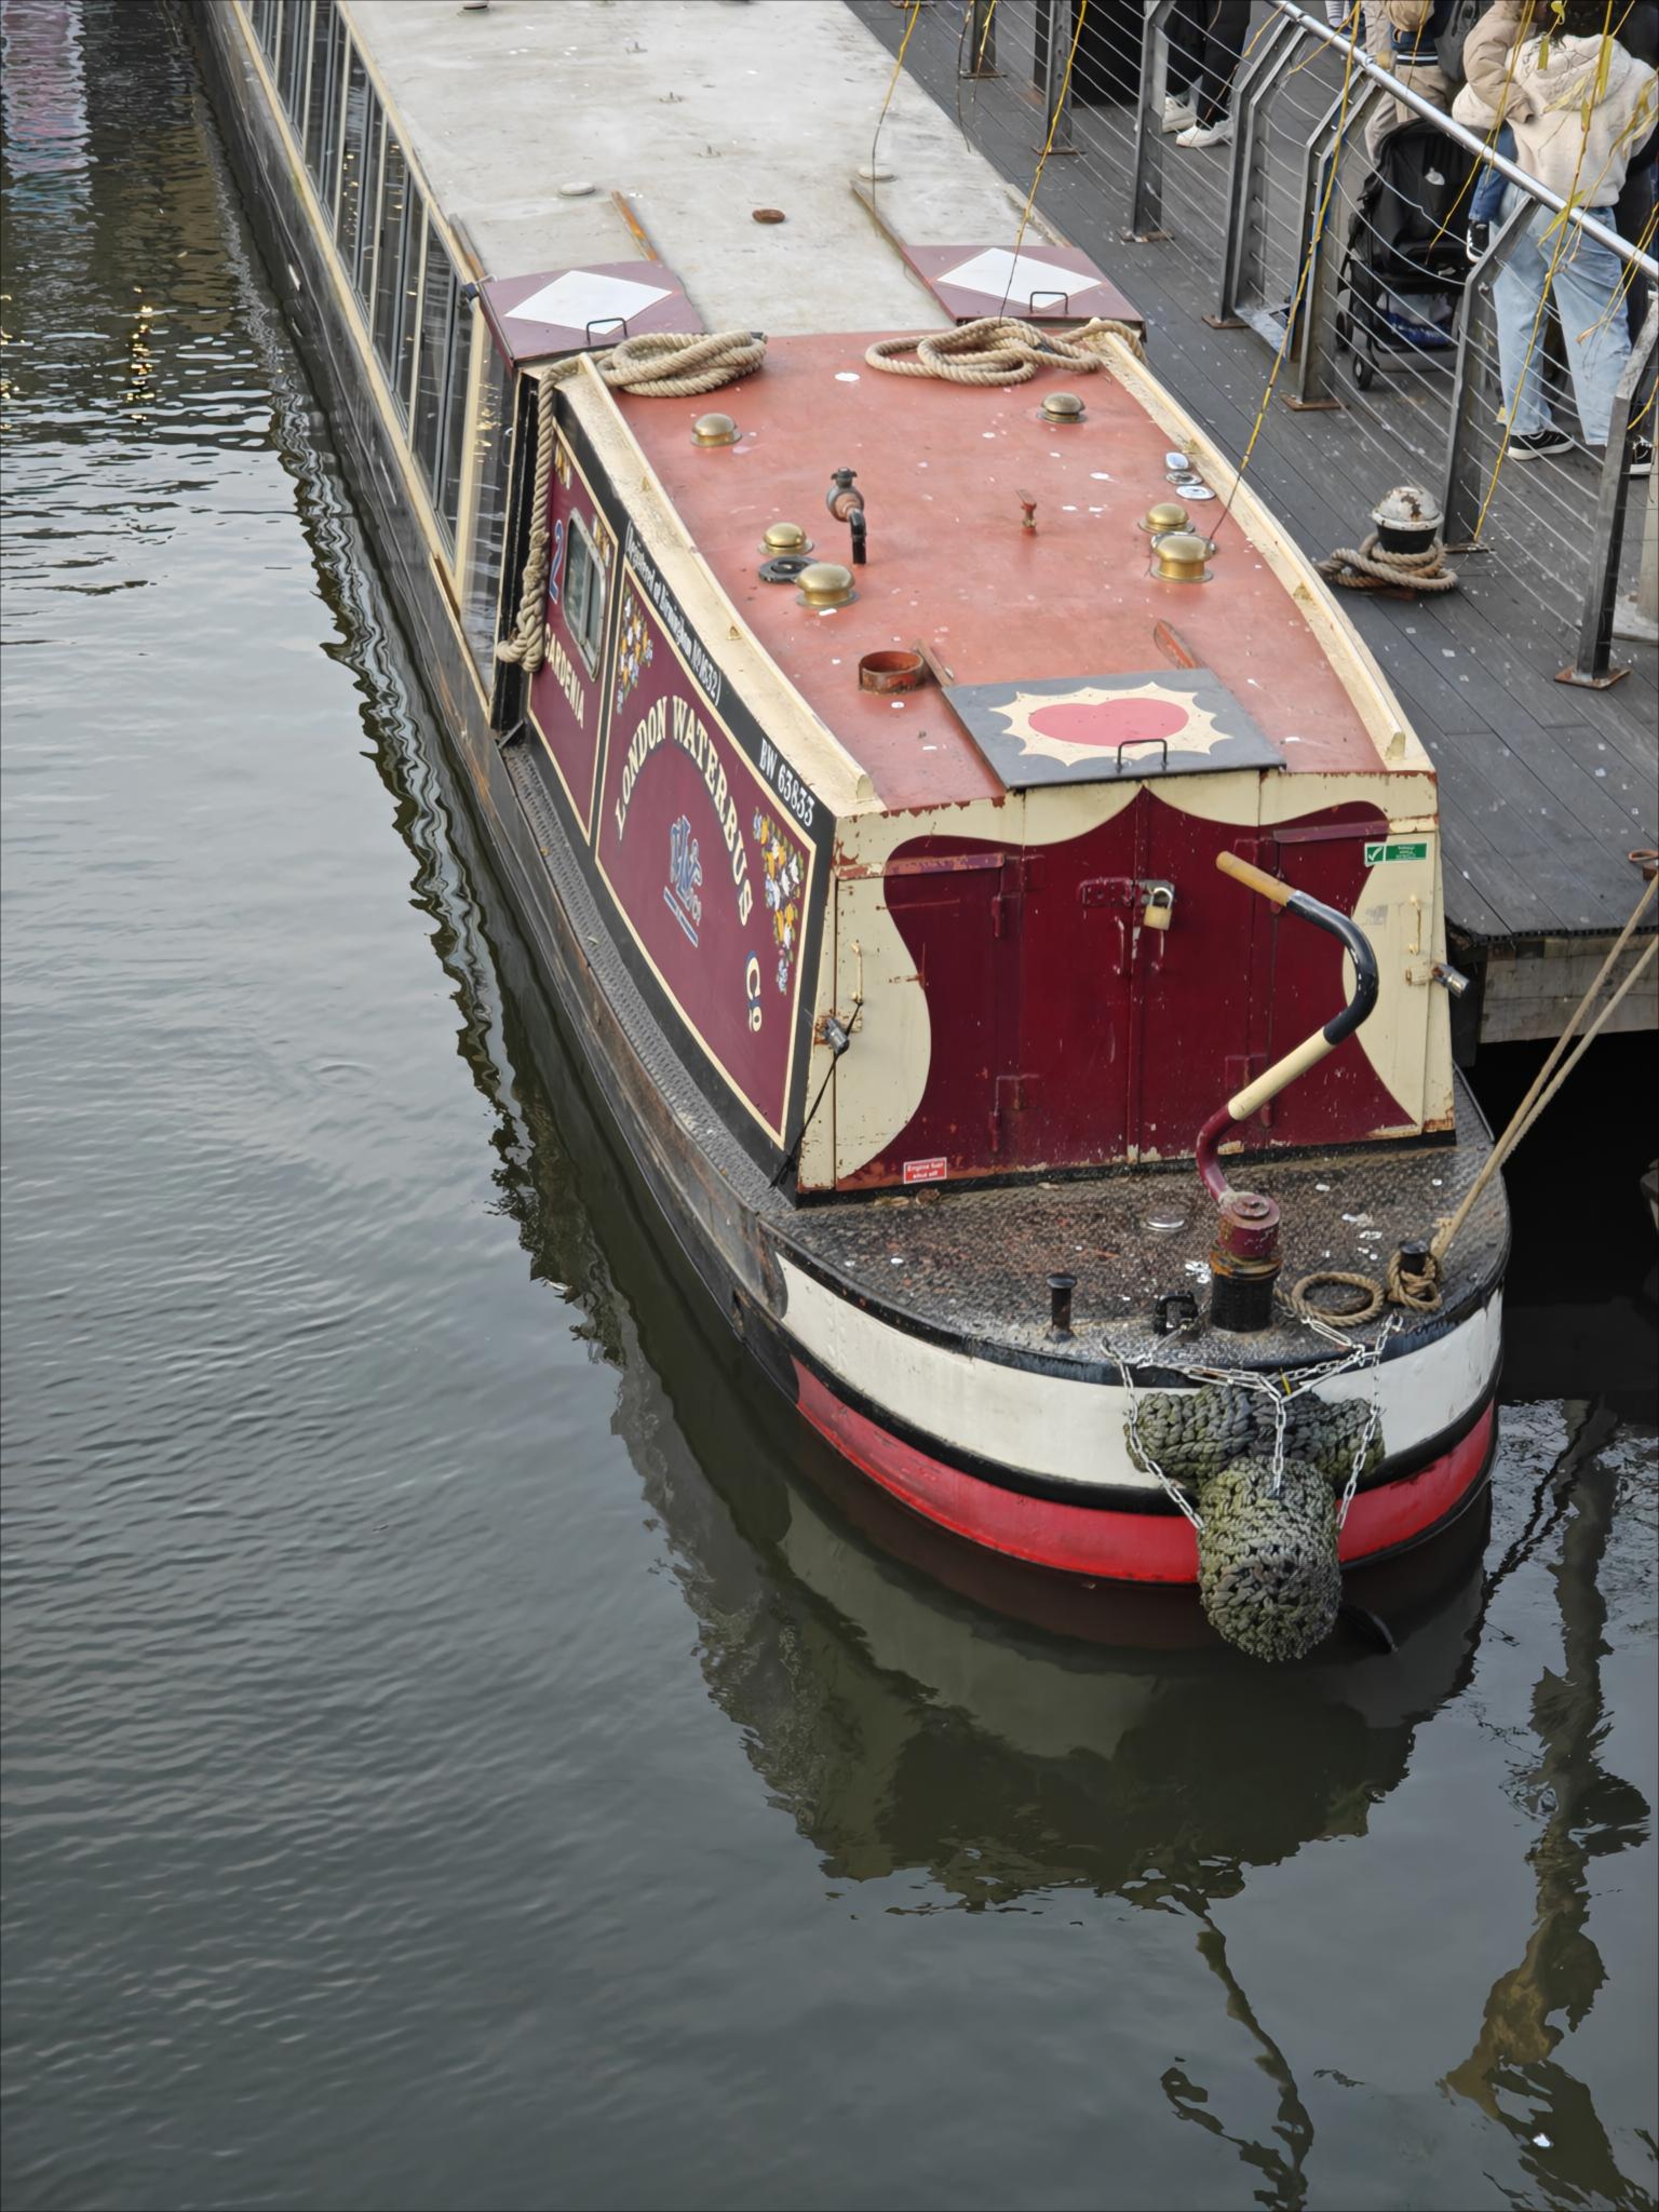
xmin=1364 ymin=839 xmax=1428 ymax=864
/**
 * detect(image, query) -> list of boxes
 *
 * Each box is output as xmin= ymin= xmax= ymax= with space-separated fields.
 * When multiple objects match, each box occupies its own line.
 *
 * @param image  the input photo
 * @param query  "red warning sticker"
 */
xmin=902 ymin=1156 xmax=948 ymax=1185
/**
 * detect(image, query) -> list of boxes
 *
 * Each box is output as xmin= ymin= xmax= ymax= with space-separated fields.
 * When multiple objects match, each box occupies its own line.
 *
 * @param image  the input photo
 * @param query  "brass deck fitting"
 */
xmin=1151 ymin=530 xmax=1214 ymax=583
xmin=796 ymin=561 xmax=857 ymax=609
xmin=759 ymin=520 xmax=813 ymax=558
xmin=1140 ymin=500 xmax=1191 ymax=536
xmin=1039 ymin=390 xmax=1085 ymax=425
xmin=691 ymin=411 xmax=740 ymax=448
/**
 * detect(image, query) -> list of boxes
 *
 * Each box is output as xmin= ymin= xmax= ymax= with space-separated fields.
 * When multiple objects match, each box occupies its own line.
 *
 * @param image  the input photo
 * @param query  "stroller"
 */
xmin=1333 ymin=118 xmax=1479 ymax=390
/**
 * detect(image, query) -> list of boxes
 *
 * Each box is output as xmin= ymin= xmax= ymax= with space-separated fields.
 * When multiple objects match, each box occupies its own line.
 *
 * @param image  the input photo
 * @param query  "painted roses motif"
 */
xmin=612 ymin=580 xmax=653 ymax=714
xmin=753 ymin=811 xmax=804 ymax=995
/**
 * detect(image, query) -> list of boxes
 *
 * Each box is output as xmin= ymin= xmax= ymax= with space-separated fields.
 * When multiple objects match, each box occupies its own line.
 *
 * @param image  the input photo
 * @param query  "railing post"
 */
xmin=1037 ymin=0 xmax=1077 ymax=150
xmin=1212 ymin=14 xmax=1303 ymax=327
xmin=1128 ymin=0 xmax=1178 ymax=241
xmin=962 ymin=0 xmax=998 ymax=76
xmin=1440 ymin=195 xmax=1534 ymax=546
xmin=1286 ymin=78 xmax=1380 ymax=406
xmin=1560 ymin=301 xmax=1658 ymax=687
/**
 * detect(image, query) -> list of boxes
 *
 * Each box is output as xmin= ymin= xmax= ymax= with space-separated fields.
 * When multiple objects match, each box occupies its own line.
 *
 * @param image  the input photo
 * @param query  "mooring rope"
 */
xmin=1291 ymin=872 xmax=1658 ymax=1319
xmin=865 ymin=314 xmax=1143 ymax=385
xmin=1317 ymin=531 xmax=1459 ymax=594
xmin=495 ymin=331 xmax=766 ymax=676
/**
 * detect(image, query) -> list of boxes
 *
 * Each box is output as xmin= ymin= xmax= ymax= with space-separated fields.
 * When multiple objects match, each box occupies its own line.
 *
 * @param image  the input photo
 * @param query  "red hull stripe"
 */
xmin=793 ymin=1363 xmax=1496 ymax=1585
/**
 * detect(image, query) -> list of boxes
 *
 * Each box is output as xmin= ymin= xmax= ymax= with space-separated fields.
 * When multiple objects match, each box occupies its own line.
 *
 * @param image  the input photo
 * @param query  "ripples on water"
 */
xmin=1 ymin=5 xmax=1655 ymax=2209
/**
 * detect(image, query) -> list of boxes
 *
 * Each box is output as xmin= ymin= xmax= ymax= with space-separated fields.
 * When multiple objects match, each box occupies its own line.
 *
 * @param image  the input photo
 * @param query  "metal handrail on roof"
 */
xmin=1267 ymin=0 xmax=1658 ymax=281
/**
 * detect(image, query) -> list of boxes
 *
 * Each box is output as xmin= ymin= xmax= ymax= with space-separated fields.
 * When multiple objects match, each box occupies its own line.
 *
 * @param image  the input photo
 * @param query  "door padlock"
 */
xmin=1141 ymin=880 xmax=1175 ymax=931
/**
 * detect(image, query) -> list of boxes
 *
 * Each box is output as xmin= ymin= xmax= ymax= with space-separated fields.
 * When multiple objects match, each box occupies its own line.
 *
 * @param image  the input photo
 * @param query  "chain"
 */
xmin=1105 ymin=1335 xmax=1205 ymax=1530
xmin=1115 ymin=1309 xmax=1399 ymax=1520
xmin=1338 ymin=1314 xmax=1399 ymax=1528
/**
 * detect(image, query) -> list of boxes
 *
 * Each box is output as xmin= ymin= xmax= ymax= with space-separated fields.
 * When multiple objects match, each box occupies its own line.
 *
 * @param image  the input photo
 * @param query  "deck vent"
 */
xmin=1039 ymin=390 xmax=1085 ymax=425
xmin=1151 ymin=532 xmax=1215 ymax=584
xmin=1140 ymin=501 xmax=1190 ymax=536
xmin=796 ymin=562 xmax=857 ymax=610
xmin=692 ymin=411 xmax=740 ymax=448
xmin=759 ymin=521 xmax=814 ymax=558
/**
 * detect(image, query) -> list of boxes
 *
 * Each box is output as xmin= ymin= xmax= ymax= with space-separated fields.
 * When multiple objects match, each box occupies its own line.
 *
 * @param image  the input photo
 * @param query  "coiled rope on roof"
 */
xmin=496 ymin=331 xmax=765 ymax=675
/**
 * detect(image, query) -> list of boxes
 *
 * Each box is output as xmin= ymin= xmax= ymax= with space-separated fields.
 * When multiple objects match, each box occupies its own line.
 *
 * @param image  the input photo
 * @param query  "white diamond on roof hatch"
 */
xmin=936 ymin=247 xmax=1088 ymax=305
xmin=507 ymin=270 xmax=672 ymax=330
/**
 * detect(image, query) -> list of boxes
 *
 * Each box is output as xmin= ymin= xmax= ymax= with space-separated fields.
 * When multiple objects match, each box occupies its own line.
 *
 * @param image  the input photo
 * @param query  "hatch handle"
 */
xmin=1114 ymin=735 xmax=1169 ymax=774
xmin=1195 ymin=851 xmax=1380 ymax=1199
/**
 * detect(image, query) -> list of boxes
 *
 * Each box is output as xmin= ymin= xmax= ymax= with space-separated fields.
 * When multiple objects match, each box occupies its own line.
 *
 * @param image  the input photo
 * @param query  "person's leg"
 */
xmin=1165 ymin=0 xmax=1209 ymax=99
xmin=1493 ymin=191 xmax=1554 ymax=436
xmin=1546 ymin=213 xmax=1634 ymax=447
xmin=1195 ymin=0 xmax=1251 ymax=122
xmin=1614 ymin=153 xmax=1655 ymax=342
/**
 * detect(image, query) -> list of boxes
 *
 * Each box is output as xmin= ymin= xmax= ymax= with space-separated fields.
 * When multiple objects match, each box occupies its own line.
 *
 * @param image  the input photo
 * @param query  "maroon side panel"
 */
xmin=526 ymin=442 xmax=612 ymax=835
xmin=595 ymin=558 xmax=815 ymax=1141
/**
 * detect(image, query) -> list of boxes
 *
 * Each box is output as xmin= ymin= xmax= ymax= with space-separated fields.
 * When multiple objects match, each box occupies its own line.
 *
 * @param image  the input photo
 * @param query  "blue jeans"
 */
xmin=1471 ymin=127 xmax=1514 ymax=227
xmin=1493 ymin=186 xmax=1633 ymax=445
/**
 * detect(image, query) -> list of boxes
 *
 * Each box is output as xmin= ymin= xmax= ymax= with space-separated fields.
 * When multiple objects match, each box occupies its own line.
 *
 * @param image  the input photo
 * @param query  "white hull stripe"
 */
xmin=778 ymin=1259 xmax=1502 ymax=1493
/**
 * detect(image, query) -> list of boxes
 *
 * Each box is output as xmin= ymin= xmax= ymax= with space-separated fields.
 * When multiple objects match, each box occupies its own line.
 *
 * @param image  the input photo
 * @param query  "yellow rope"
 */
xmin=1000 ymin=0 xmax=1090 ymax=308
xmin=1218 ymin=7 xmax=1363 ymax=522
xmin=869 ymin=0 xmax=926 ymax=196
xmin=1429 ymin=872 xmax=1657 ymax=1266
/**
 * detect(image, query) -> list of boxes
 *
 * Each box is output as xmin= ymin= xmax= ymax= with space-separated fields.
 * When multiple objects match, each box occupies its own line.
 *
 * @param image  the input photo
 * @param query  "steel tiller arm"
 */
xmin=1196 ymin=851 xmax=1380 ymax=1202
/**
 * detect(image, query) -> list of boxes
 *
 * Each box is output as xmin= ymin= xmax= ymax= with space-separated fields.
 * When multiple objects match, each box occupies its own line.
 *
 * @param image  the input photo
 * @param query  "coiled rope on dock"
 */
xmin=1316 ymin=532 xmax=1459 ymax=595
xmin=864 ymin=314 xmax=1143 ymax=385
xmin=496 ymin=331 xmax=765 ymax=676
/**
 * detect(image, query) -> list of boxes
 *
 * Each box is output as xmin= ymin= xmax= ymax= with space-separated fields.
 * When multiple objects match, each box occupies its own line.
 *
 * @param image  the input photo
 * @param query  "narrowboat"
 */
xmin=192 ymin=0 xmax=1507 ymax=1657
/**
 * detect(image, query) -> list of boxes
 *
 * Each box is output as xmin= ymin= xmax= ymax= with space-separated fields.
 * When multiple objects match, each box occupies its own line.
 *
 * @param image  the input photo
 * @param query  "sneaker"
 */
xmin=1162 ymin=93 xmax=1198 ymax=132
xmin=1589 ymin=436 xmax=1655 ymax=476
xmin=1508 ymin=426 xmax=1572 ymax=460
xmin=1175 ymin=116 xmax=1233 ymax=147
xmin=1466 ymin=218 xmax=1490 ymax=265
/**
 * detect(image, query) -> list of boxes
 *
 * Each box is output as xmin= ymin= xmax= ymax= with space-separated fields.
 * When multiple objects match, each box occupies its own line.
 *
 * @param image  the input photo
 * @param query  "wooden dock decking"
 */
xmin=853 ymin=0 xmax=1658 ymax=1044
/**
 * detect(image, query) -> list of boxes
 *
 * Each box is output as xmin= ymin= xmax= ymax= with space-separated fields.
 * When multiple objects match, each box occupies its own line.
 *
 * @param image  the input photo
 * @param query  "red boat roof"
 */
xmin=618 ymin=335 xmax=1391 ymax=813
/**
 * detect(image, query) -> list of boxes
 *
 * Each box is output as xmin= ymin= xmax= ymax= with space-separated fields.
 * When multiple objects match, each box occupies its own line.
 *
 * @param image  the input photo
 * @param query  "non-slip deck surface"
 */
xmin=790 ymin=1068 xmax=1506 ymax=1374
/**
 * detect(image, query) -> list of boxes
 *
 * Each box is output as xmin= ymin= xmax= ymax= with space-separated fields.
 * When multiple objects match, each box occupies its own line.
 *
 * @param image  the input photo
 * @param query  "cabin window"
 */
xmin=276 ymin=0 xmax=310 ymax=119
xmin=412 ymin=223 xmax=458 ymax=505
xmin=397 ymin=206 xmax=424 ymax=417
xmin=334 ymin=48 xmax=369 ymax=279
xmin=303 ymin=1 xmax=342 ymax=203
xmin=460 ymin=338 xmax=514 ymax=669
xmin=564 ymin=518 xmax=607 ymax=674
xmin=354 ymin=92 xmax=385 ymax=309
xmin=251 ymin=1 xmax=279 ymax=60
xmin=437 ymin=293 xmax=471 ymax=538
xmin=370 ymin=133 xmax=413 ymax=399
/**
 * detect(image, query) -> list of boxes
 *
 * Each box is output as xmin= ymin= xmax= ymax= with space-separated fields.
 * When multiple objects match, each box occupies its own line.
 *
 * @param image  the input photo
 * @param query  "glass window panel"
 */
xmin=252 ymin=1 xmax=279 ymax=59
xmin=277 ymin=0 xmax=308 ymax=118
xmin=353 ymin=92 xmax=383 ymax=307
xmin=412 ymin=225 xmax=456 ymax=493
xmin=437 ymin=294 xmax=470 ymax=536
xmin=334 ymin=48 xmax=368 ymax=275
xmin=302 ymin=1 xmax=340 ymax=191
xmin=397 ymin=203 xmax=423 ymax=415
xmin=460 ymin=336 xmax=512 ymax=664
xmin=370 ymin=133 xmax=409 ymax=379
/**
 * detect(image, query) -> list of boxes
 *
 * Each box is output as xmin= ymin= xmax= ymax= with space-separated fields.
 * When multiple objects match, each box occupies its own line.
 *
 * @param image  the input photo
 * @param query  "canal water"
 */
xmin=2 ymin=7 xmax=1654 ymax=2209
